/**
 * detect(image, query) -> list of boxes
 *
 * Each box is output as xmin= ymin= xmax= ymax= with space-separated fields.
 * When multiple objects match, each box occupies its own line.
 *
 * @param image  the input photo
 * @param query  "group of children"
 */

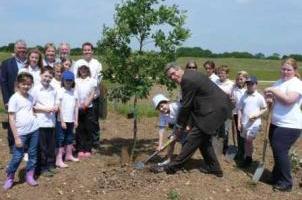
xmin=153 ymin=60 xmax=268 ymax=168
xmin=3 ymin=61 xmax=98 ymax=190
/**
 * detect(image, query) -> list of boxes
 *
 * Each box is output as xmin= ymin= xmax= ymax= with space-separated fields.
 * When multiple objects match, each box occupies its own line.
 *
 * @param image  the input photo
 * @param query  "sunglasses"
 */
xmin=187 ymin=66 xmax=197 ymax=69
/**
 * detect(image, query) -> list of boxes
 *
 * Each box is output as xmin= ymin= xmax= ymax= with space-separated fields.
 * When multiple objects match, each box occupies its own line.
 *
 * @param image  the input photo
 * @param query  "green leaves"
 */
xmin=97 ymin=0 xmax=190 ymax=103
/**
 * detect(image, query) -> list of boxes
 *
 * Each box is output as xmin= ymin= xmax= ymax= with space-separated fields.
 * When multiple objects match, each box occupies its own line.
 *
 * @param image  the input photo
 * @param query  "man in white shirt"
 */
xmin=74 ymin=42 xmax=102 ymax=149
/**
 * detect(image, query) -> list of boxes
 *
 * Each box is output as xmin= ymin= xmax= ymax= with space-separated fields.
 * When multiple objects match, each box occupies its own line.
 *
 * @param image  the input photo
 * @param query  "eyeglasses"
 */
xmin=187 ymin=66 xmax=197 ymax=69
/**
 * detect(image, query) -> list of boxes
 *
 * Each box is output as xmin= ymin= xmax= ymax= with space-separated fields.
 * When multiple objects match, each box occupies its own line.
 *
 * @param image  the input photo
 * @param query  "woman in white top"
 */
xmin=265 ymin=58 xmax=302 ymax=192
xmin=19 ymin=48 xmax=43 ymax=88
xmin=75 ymin=65 xmax=97 ymax=159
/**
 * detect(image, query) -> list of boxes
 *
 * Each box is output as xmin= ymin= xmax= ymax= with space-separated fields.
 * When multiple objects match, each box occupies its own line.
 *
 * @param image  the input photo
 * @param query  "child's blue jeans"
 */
xmin=6 ymin=129 xmax=39 ymax=174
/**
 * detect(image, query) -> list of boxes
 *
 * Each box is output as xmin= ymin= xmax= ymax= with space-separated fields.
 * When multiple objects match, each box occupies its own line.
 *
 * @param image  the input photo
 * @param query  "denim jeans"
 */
xmin=56 ymin=121 xmax=74 ymax=147
xmin=6 ymin=129 xmax=39 ymax=174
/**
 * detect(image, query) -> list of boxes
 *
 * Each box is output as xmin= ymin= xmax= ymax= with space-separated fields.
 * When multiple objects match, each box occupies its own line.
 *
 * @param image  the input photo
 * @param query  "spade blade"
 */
xmin=133 ymin=161 xmax=145 ymax=170
xmin=252 ymin=163 xmax=264 ymax=182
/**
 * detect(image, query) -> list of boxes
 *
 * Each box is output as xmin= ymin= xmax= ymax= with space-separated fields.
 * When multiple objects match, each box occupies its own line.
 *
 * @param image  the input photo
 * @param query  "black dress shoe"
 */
xmin=149 ymin=165 xmax=164 ymax=173
xmin=273 ymin=184 xmax=292 ymax=192
xmin=163 ymin=165 xmax=177 ymax=174
xmin=199 ymin=166 xmax=223 ymax=177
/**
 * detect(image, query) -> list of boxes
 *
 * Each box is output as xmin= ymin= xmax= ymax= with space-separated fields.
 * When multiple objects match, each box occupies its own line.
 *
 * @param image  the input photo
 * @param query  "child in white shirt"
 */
xmin=75 ymin=65 xmax=97 ymax=159
xmin=231 ymin=71 xmax=248 ymax=161
xmin=32 ymin=66 xmax=58 ymax=177
xmin=216 ymin=65 xmax=234 ymax=154
xmin=152 ymin=94 xmax=187 ymax=166
xmin=3 ymin=72 xmax=40 ymax=190
xmin=238 ymin=76 xmax=267 ymax=167
xmin=55 ymin=71 xmax=79 ymax=168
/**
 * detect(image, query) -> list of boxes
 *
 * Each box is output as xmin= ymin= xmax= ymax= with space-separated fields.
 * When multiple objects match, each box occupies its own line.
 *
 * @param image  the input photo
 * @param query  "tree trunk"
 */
xmin=130 ymin=96 xmax=138 ymax=161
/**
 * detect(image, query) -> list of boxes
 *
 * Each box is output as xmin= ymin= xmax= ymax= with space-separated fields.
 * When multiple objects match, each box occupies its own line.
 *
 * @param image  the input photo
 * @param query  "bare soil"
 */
xmin=0 ymin=111 xmax=301 ymax=200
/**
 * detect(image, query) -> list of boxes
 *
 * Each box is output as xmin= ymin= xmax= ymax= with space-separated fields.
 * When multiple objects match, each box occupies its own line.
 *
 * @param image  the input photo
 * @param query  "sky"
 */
xmin=1 ymin=0 xmax=302 ymax=56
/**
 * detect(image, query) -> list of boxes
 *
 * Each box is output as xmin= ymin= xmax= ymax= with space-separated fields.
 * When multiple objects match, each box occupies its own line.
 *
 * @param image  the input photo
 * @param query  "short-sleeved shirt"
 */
xmin=8 ymin=92 xmax=39 ymax=135
xmin=232 ymin=86 xmax=246 ymax=114
xmin=50 ymin=78 xmax=61 ymax=93
xmin=57 ymin=88 xmax=78 ymax=122
xmin=32 ymin=83 xmax=56 ymax=128
xmin=239 ymin=91 xmax=267 ymax=130
xmin=19 ymin=66 xmax=41 ymax=87
xmin=216 ymin=79 xmax=234 ymax=96
xmin=272 ymin=77 xmax=302 ymax=129
xmin=75 ymin=77 xmax=97 ymax=108
xmin=159 ymin=102 xmax=181 ymax=128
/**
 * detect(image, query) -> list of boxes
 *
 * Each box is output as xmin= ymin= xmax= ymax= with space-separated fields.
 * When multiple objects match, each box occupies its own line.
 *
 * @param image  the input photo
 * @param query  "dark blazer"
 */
xmin=176 ymin=70 xmax=233 ymax=135
xmin=0 ymin=57 xmax=18 ymax=105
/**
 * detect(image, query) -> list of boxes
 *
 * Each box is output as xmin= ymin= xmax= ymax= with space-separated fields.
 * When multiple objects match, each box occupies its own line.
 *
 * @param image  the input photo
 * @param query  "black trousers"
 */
xmin=37 ymin=127 xmax=56 ymax=172
xmin=233 ymin=114 xmax=245 ymax=159
xmin=269 ymin=124 xmax=301 ymax=187
xmin=92 ymin=98 xmax=101 ymax=147
xmin=167 ymin=126 xmax=222 ymax=172
xmin=76 ymin=108 xmax=95 ymax=152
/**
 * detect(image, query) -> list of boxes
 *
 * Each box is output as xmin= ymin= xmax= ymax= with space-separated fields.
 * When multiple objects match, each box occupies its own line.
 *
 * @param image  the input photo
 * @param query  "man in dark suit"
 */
xmin=0 ymin=40 xmax=27 ymax=153
xmin=151 ymin=63 xmax=233 ymax=177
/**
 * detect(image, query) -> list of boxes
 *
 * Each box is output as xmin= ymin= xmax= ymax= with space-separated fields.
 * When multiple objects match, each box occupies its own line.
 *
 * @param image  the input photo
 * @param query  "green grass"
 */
xmin=177 ymin=57 xmax=302 ymax=81
xmin=0 ymin=52 xmax=11 ymax=62
xmin=108 ymin=100 xmax=157 ymax=118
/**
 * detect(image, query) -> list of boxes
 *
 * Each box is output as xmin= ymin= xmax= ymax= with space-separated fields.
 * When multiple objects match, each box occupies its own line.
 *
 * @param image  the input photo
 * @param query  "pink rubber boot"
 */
xmin=65 ymin=145 xmax=79 ymax=162
xmin=26 ymin=170 xmax=38 ymax=186
xmin=55 ymin=147 xmax=68 ymax=168
xmin=3 ymin=173 xmax=14 ymax=190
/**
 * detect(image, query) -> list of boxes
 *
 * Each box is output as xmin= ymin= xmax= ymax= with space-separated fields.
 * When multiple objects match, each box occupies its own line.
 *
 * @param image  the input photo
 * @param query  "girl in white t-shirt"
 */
xmin=75 ymin=65 xmax=97 ymax=159
xmin=231 ymin=71 xmax=248 ymax=161
xmin=19 ymin=48 xmax=43 ymax=88
xmin=50 ymin=63 xmax=64 ymax=93
xmin=3 ymin=72 xmax=40 ymax=190
xmin=55 ymin=71 xmax=79 ymax=168
xmin=216 ymin=65 xmax=234 ymax=154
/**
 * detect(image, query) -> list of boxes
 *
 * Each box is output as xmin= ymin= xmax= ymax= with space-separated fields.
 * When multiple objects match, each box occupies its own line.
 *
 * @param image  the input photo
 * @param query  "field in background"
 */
xmin=1 ymin=52 xmax=300 ymax=116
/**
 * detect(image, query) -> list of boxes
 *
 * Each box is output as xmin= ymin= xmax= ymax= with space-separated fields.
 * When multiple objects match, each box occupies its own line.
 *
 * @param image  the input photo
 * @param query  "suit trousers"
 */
xmin=167 ymin=126 xmax=222 ymax=172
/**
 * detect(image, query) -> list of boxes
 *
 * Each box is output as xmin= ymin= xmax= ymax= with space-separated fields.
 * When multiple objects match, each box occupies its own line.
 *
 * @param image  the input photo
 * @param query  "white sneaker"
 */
xmin=23 ymin=153 xmax=29 ymax=162
xmin=157 ymin=159 xmax=171 ymax=167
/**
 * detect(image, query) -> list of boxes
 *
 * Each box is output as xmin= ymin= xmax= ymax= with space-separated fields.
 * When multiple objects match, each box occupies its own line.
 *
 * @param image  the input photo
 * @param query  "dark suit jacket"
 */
xmin=176 ymin=70 xmax=233 ymax=135
xmin=0 ymin=57 xmax=18 ymax=104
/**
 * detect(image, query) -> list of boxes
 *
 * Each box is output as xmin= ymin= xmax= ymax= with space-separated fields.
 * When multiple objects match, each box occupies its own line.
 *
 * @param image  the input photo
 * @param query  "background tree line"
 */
xmin=175 ymin=46 xmax=302 ymax=61
xmin=1 ymin=43 xmax=302 ymax=61
xmin=0 ymin=43 xmax=83 ymax=55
